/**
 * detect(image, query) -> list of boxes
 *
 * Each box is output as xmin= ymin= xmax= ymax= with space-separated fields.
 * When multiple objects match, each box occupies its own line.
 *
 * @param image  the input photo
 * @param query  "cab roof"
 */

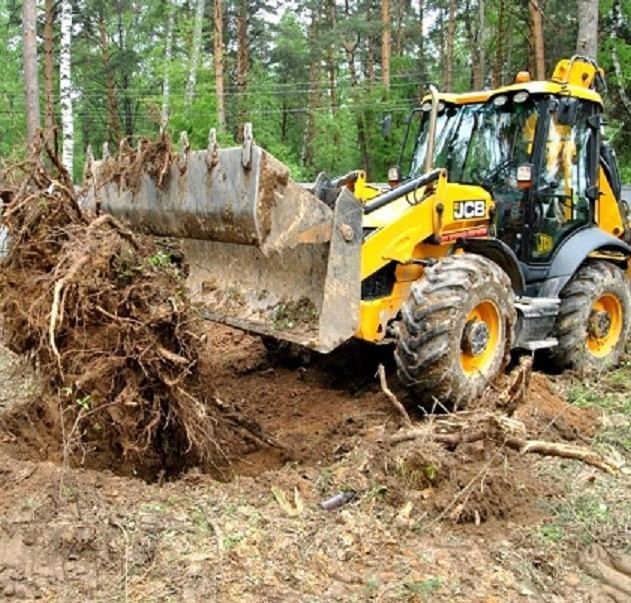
xmin=423 ymin=58 xmax=605 ymax=107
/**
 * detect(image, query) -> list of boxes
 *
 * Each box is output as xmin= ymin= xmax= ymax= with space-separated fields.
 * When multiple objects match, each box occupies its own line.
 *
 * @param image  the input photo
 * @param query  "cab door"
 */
xmin=526 ymin=97 xmax=599 ymax=262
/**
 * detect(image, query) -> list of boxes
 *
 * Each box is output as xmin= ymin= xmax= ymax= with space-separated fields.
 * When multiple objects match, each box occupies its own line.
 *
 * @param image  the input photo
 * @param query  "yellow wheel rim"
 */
xmin=587 ymin=293 xmax=623 ymax=358
xmin=460 ymin=300 xmax=501 ymax=375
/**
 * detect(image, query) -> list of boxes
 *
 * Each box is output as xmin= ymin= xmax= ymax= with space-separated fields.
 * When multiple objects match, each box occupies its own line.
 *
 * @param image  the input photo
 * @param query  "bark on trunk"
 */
xmin=438 ymin=2 xmax=446 ymax=88
xmin=213 ymin=0 xmax=226 ymax=129
xmin=528 ymin=0 xmax=546 ymax=80
xmin=326 ymin=3 xmax=338 ymax=114
xmin=116 ymin=2 xmax=133 ymax=137
xmin=60 ymin=0 xmax=74 ymax=175
xmin=236 ymin=0 xmax=250 ymax=132
xmin=161 ymin=1 xmax=175 ymax=131
xmin=474 ymin=0 xmax=486 ymax=89
xmin=301 ymin=8 xmax=320 ymax=168
xmin=381 ymin=0 xmax=391 ymax=89
xmin=611 ymin=0 xmax=631 ymax=118
xmin=22 ymin=0 xmax=40 ymax=144
xmin=394 ymin=0 xmax=405 ymax=56
xmin=343 ymin=37 xmax=370 ymax=172
xmin=185 ymin=0 xmax=206 ymax=116
xmin=445 ymin=0 xmax=456 ymax=91
xmin=98 ymin=7 xmax=122 ymax=143
xmin=44 ymin=0 xmax=56 ymax=133
xmin=366 ymin=1 xmax=376 ymax=86
xmin=418 ymin=0 xmax=425 ymax=93
xmin=576 ymin=0 xmax=599 ymax=59
xmin=494 ymin=0 xmax=505 ymax=86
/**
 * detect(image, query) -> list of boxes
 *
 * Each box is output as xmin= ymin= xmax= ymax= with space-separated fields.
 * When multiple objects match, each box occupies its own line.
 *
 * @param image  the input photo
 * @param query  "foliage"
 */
xmin=2 ymin=0 xmax=631 ymax=181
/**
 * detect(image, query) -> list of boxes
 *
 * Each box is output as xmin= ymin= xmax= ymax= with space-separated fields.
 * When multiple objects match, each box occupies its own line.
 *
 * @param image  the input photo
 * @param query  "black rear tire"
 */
xmin=394 ymin=254 xmax=516 ymax=408
xmin=547 ymin=261 xmax=631 ymax=372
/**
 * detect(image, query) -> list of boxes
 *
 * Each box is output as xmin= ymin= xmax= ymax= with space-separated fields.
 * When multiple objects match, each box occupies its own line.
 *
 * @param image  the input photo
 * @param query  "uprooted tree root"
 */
xmin=90 ymin=131 xmax=174 ymax=197
xmin=367 ymin=358 xmax=621 ymax=525
xmin=0 ymin=133 xmax=256 ymax=481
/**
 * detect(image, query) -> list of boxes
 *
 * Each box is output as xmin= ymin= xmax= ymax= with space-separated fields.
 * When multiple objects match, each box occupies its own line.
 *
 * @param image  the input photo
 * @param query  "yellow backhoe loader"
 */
xmin=86 ymin=56 xmax=631 ymax=406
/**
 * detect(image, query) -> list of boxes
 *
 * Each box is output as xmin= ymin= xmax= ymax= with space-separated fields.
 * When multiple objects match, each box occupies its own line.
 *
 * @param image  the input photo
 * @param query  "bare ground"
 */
xmin=0 ymin=326 xmax=629 ymax=602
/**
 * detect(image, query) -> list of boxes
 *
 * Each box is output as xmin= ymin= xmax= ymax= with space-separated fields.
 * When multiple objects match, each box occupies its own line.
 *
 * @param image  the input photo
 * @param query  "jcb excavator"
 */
xmin=87 ymin=56 xmax=631 ymax=406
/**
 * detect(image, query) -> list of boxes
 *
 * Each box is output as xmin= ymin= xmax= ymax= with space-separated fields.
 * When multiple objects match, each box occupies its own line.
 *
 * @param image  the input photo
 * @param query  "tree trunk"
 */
xmin=98 ymin=7 xmax=122 ymax=143
xmin=576 ymin=0 xmax=599 ymax=59
xmin=474 ymin=0 xmax=486 ymax=89
xmin=438 ymin=2 xmax=446 ymax=88
xmin=185 ymin=0 xmax=206 ymax=117
xmin=394 ymin=0 xmax=406 ymax=56
xmin=611 ymin=0 xmax=631 ymax=118
xmin=418 ymin=0 xmax=425 ymax=93
xmin=22 ymin=0 xmax=40 ymax=144
xmin=44 ymin=0 xmax=56 ymax=134
xmin=445 ymin=0 xmax=456 ymax=91
xmin=366 ymin=1 xmax=376 ymax=86
xmin=115 ymin=1 xmax=133 ymax=137
xmin=342 ymin=8 xmax=370 ymax=173
xmin=213 ymin=0 xmax=226 ymax=129
xmin=381 ymin=0 xmax=391 ymax=89
xmin=326 ymin=0 xmax=338 ymax=114
xmin=528 ymin=0 xmax=546 ymax=80
xmin=236 ymin=0 xmax=250 ymax=132
xmin=494 ymin=0 xmax=505 ymax=86
xmin=60 ymin=0 xmax=73 ymax=175
xmin=301 ymin=8 xmax=320 ymax=168
xmin=161 ymin=1 xmax=175 ymax=132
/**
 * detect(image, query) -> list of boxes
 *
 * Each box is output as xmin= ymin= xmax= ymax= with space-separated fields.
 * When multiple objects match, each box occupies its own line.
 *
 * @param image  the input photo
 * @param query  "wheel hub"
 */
xmin=588 ymin=309 xmax=612 ymax=340
xmin=461 ymin=320 xmax=491 ymax=357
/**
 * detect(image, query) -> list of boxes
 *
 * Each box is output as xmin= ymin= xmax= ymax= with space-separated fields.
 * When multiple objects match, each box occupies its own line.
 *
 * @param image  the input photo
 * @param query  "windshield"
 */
xmin=404 ymin=98 xmax=539 ymax=186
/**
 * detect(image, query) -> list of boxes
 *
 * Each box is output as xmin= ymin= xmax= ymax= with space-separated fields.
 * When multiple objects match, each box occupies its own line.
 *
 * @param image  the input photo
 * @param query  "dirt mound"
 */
xmin=516 ymin=372 xmax=599 ymax=440
xmin=0 ymin=135 xmax=255 ymax=481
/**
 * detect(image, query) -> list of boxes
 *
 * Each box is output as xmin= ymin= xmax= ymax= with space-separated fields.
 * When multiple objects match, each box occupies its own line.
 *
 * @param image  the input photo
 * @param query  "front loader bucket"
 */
xmin=85 ymin=133 xmax=363 ymax=353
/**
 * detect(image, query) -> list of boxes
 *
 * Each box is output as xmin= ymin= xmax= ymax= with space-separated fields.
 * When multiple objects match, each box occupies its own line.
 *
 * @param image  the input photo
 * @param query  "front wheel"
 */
xmin=394 ymin=254 xmax=516 ymax=408
xmin=547 ymin=261 xmax=631 ymax=372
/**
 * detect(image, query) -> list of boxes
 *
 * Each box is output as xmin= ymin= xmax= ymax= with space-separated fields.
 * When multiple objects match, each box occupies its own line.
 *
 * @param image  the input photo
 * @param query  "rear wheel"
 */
xmin=548 ymin=261 xmax=631 ymax=372
xmin=395 ymin=254 xmax=516 ymax=408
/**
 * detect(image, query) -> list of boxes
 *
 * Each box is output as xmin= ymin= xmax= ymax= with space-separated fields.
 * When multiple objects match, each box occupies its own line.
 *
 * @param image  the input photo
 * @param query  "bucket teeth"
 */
xmin=242 ymin=122 xmax=253 ymax=170
xmin=179 ymin=132 xmax=190 ymax=170
xmin=207 ymin=128 xmax=219 ymax=168
xmin=82 ymin=140 xmax=363 ymax=352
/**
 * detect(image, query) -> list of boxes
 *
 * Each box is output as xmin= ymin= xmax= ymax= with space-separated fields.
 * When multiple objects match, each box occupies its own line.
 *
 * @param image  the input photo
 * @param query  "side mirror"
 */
xmin=387 ymin=165 xmax=402 ymax=187
xmin=381 ymin=114 xmax=392 ymax=138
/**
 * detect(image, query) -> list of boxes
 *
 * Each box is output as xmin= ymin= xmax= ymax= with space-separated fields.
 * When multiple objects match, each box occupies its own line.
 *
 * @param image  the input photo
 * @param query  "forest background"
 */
xmin=7 ymin=0 xmax=631 ymax=183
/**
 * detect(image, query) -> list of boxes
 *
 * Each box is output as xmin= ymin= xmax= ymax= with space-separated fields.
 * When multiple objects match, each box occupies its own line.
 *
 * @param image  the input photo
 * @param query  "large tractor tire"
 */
xmin=394 ymin=254 xmax=516 ymax=408
xmin=547 ymin=261 xmax=631 ymax=372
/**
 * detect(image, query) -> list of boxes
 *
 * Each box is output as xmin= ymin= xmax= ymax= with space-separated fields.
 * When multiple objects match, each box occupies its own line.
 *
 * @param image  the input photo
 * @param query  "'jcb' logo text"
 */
xmin=454 ymin=200 xmax=486 ymax=220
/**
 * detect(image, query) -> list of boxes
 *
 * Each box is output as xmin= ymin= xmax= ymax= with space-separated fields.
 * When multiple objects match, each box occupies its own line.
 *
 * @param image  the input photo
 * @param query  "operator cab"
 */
xmin=401 ymin=69 xmax=603 ymax=271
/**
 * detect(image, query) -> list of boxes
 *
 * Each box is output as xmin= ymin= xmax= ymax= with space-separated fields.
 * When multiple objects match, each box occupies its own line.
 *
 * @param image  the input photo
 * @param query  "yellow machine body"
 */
xmin=86 ymin=57 xmax=630 ymax=355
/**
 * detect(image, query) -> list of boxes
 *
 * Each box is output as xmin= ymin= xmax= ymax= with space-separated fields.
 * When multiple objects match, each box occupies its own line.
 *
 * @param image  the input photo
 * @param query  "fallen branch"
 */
xmin=386 ymin=421 xmax=619 ymax=474
xmin=580 ymin=543 xmax=631 ymax=598
xmin=504 ymin=436 xmax=620 ymax=474
xmin=387 ymin=427 xmax=486 ymax=446
xmin=377 ymin=364 xmax=412 ymax=428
